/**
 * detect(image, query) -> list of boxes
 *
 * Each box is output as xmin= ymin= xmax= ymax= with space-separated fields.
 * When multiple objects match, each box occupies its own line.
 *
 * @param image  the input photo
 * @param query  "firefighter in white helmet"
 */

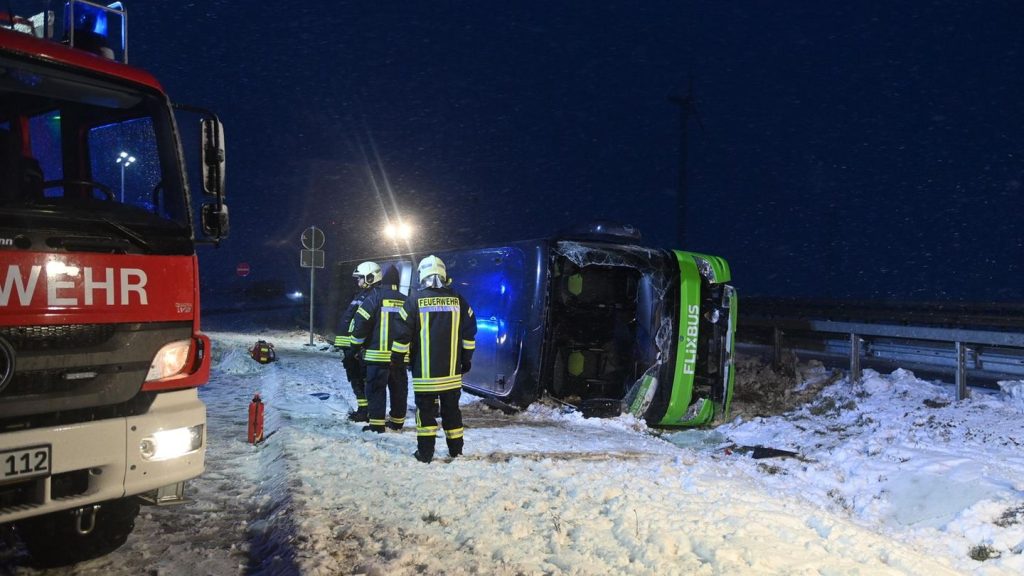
xmin=391 ymin=255 xmax=477 ymax=462
xmin=337 ymin=261 xmax=381 ymax=421
xmin=350 ymin=264 xmax=409 ymax=433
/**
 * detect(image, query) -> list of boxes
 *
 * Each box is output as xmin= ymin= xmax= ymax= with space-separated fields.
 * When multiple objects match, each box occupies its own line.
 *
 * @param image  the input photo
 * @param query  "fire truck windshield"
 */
xmin=0 ymin=53 xmax=192 ymax=255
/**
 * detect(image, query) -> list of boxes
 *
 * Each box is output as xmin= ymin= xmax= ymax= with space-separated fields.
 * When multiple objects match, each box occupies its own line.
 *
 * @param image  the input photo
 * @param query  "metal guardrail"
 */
xmin=737 ymin=298 xmax=1024 ymax=400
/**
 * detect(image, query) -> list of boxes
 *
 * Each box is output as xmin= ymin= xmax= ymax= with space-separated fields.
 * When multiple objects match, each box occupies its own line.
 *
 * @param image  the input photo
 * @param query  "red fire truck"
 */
xmin=0 ymin=1 xmax=227 ymax=565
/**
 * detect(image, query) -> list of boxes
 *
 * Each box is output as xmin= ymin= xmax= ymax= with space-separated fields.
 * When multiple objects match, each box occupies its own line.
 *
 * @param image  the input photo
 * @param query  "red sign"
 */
xmin=0 ymin=252 xmax=197 ymax=325
xmin=236 ymin=262 xmax=251 ymax=277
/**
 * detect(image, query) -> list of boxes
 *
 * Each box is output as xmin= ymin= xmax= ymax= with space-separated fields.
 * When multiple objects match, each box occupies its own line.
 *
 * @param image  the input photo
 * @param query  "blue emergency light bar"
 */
xmin=65 ymin=1 xmax=127 ymax=62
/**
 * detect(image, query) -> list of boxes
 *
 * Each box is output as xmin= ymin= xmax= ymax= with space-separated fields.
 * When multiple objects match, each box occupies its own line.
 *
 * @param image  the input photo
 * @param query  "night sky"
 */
xmin=128 ymin=1 xmax=1022 ymax=303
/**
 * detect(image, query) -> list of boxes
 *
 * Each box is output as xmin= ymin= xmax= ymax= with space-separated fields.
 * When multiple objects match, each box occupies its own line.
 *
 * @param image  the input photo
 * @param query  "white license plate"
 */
xmin=1 ymin=445 xmax=52 ymax=482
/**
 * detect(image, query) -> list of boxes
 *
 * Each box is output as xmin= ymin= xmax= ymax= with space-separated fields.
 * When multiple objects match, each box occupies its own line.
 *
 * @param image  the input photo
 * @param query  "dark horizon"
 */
xmin=126 ymin=1 xmax=1020 ymax=304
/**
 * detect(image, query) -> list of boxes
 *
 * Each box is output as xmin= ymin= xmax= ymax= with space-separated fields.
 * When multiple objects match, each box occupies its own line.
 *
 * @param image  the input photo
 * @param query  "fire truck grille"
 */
xmin=5 ymin=370 xmax=78 ymax=396
xmin=0 ymin=324 xmax=116 ymax=351
xmin=4 ymin=366 xmax=146 ymax=397
xmin=0 ymin=321 xmax=193 ymax=423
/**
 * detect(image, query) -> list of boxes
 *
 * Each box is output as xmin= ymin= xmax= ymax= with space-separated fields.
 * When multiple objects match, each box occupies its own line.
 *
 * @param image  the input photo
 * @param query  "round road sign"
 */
xmin=301 ymin=226 xmax=325 ymax=250
xmin=236 ymin=262 xmax=251 ymax=277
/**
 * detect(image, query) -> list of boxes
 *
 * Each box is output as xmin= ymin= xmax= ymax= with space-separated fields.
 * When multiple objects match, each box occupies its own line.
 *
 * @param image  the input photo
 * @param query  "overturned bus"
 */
xmin=327 ymin=225 xmax=737 ymax=427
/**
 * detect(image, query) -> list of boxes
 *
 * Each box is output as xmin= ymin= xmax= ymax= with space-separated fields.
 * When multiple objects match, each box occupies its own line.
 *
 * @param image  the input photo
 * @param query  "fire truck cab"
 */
xmin=0 ymin=1 xmax=226 ymax=566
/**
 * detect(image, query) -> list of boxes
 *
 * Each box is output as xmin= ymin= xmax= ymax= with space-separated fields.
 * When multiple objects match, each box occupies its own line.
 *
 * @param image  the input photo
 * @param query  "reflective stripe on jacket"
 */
xmin=392 ymin=287 xmax=477 ymax=392
xmin=351 ymin=284 xmax=408 ymax=364
xmin=337 ymin=288 xmax=370 ymax=349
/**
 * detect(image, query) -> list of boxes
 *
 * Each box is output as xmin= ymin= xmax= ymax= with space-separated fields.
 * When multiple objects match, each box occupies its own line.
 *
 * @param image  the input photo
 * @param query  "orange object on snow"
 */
xmin=248 ymin=394 xmax=265 ymax=444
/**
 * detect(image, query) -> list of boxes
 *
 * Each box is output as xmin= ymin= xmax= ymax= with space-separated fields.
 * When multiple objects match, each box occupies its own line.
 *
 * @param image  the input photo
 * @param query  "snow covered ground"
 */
xmin=3 ymin=329 xmax=1024 ymax=575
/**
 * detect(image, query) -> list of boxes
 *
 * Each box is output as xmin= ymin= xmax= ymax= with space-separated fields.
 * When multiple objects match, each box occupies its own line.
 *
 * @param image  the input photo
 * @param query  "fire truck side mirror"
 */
xmin=202 ymin=203 xmax=230 ymax=239
xmin=201 ymin=117 xmax=226 ymax=197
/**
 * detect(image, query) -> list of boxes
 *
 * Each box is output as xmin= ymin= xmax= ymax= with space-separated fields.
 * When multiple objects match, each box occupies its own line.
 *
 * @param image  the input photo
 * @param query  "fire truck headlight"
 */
xmin=140 ymin=425 xmax=204 ymax=461
xmin=146 ymin=340 xmax=192 ymax=381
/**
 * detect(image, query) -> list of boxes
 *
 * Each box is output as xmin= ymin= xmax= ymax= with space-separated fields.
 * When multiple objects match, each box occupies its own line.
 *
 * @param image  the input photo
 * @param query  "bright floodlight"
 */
xmin=116 ymin=151 xmax=136 ymax=165
xmin=383 ymin=221 xmax=413 ymax=241
xmin=397 ymin=222 xmax=413 ymax=240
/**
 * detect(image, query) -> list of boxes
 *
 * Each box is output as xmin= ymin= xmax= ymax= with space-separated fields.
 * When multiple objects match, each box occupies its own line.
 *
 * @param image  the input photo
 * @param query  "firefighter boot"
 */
xmin=414 ymin=436 xmax=435 ymax=463
xmin=447 ymin=437 xmax=464 ymax=459
xmin=347 ymin=389 xmax=369 ymax=422
xmin=362 ymin=424 xmax=385 ymax=434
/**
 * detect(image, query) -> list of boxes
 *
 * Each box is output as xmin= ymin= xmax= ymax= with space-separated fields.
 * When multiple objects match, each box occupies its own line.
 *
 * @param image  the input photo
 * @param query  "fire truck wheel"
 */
xmin=16 ymin=499 xmax=141 ymax=567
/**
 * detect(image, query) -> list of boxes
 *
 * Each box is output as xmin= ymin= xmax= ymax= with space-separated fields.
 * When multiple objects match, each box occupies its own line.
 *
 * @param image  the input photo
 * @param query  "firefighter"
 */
xmin=392 ymin=255 xmax=477 ymax=462
xmin=337 ymin=261 xmax=381 ymax=422
xmin=350 ymin=264 xmax=409 ymax=433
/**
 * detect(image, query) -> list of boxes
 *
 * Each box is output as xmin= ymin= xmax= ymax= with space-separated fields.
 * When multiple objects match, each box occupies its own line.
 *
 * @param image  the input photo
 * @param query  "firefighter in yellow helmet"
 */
xmin=337 ymin=261 xmax=381 ymax=421
xmin=392 ymin=255 xmax=477 ymax=462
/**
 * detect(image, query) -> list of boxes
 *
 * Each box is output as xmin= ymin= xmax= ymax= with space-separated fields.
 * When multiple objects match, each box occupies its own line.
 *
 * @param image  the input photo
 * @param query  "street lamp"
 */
xmin=116 ymin=151 xmax=136 ymax=202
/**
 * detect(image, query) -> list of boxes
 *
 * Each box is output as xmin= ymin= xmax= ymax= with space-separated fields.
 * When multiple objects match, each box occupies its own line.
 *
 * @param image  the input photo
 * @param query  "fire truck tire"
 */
xmin=16 ymin=499 xmax=140 ymax=567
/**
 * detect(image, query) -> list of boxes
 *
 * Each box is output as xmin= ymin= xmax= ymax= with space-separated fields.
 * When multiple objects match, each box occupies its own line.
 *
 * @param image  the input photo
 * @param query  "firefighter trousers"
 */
xmin=342 ymin=352 xmax=367 ymax=412
xmin=414 ymin=388 xmax=464 ymax=459
xmin=365 ymin=364 xmax=409 ymax=431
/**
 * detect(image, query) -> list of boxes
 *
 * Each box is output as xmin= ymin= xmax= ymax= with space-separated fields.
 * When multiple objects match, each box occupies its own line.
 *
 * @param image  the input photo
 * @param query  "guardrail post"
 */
xmin=772 ymin=327 xmax=784 ymax=371
xmin=955 ymin=341 xmax=967 ymax=400
xmin=850 ymin=333 xmax=862 ymax=383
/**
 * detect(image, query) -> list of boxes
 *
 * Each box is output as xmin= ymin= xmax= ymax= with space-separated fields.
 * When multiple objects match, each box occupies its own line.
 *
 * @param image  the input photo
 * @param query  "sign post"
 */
xmin=300 ymin=226 xmax=325 ymax=346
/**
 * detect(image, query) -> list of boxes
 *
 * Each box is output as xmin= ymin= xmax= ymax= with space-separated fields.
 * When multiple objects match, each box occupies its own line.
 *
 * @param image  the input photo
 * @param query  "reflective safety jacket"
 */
xmin=351 ymin=280 xmax=408 ymax=364
xmin=392 ymin=286 xmax=477 ymax=392
xmin=335 ymin=288 xmax=371 ymax=348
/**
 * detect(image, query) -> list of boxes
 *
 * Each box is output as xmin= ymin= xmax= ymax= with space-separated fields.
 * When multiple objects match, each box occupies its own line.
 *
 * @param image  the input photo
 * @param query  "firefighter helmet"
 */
xmin=353 ymin=261 xmax=382 ymax=288
xmin=417 ymin=255 xmax=446 ymax=289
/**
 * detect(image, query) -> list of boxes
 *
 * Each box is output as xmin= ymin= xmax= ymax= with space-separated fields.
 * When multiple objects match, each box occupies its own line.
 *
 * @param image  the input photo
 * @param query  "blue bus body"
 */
xmin=327 ymin=234 xmax=737 ymax=427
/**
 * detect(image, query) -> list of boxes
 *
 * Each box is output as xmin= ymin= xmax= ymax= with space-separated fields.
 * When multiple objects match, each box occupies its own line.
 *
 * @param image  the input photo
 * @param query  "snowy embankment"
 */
xmin=5 ymin=330 xmax=1023 ymax=575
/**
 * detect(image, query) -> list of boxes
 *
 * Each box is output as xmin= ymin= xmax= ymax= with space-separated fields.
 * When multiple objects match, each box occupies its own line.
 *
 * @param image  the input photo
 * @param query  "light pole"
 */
xmin=116 ymin=151 xmax=136 ymax=202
